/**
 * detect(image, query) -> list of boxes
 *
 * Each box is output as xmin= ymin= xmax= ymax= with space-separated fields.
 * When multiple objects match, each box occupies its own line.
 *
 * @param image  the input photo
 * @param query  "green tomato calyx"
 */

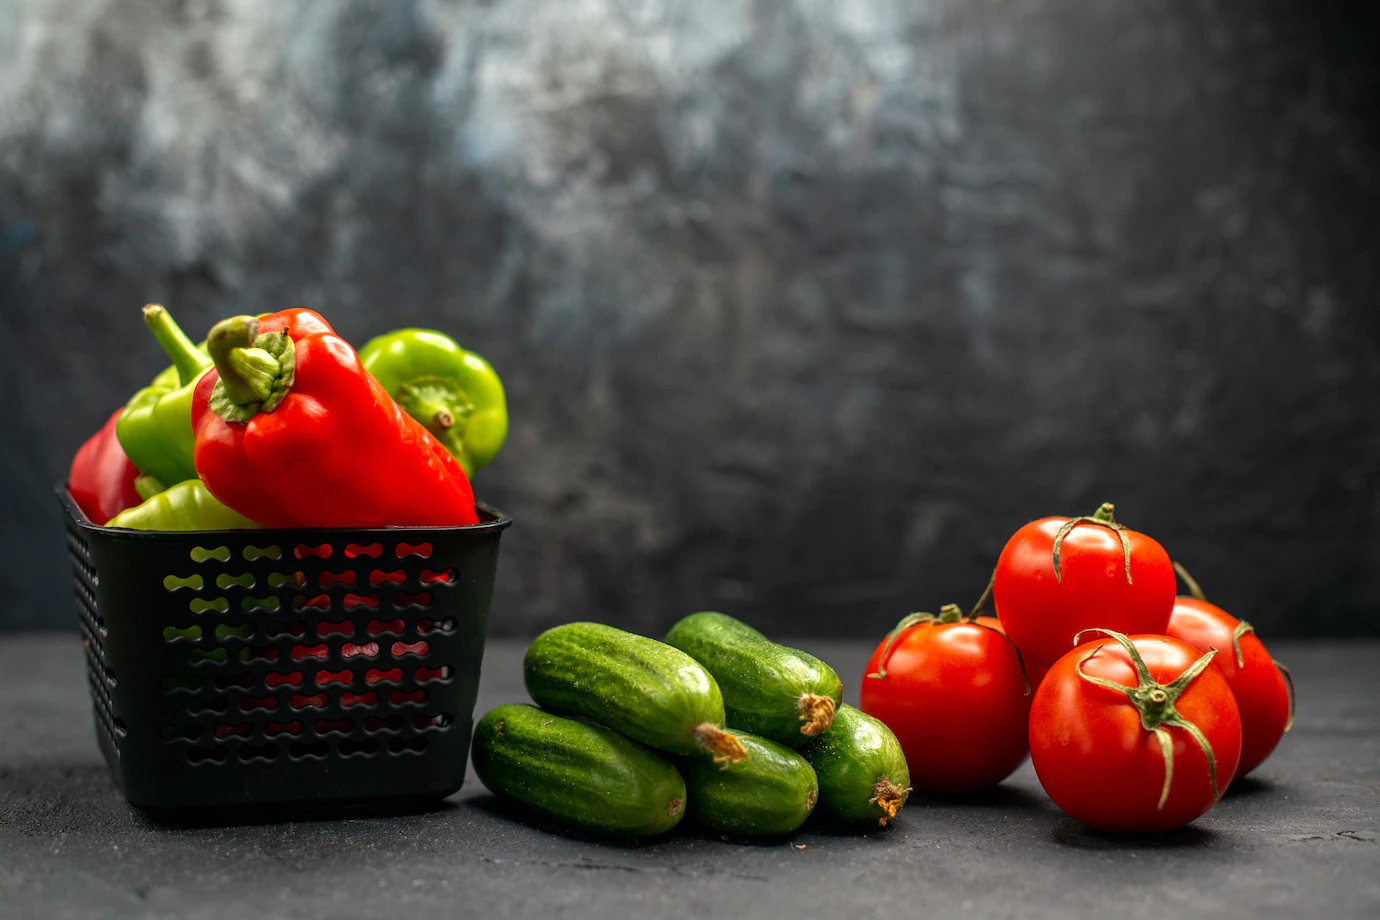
xmin=1052 ymin=502 xmax=1133 ymax=585
xmin=1073 ymin=627 xmax=1221 ymax=811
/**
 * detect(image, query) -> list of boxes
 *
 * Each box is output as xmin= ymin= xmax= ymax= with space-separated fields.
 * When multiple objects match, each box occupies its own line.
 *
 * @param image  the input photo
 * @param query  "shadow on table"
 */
xmin=135 ymin=797 xmax=459 ymax=830
xmin=1052 ymin=818 xmax=1220 ymax=850
xmin=463 ymin=793 xmax=685 ymax=848
xmin=911 ymin=784 xmax=1049 ymax=812
xmin=1 ymin=757 xmax=462 ymax=830
xmin=1222 ymin=776 xmax=1278 ymax=799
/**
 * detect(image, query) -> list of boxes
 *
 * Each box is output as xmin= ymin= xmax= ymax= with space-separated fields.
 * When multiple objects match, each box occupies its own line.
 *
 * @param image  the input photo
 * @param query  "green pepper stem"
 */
xmin=142 ymin=304 xmax=211 ymax=388
xmin=133 ymin=474 xmax=165 ymax=502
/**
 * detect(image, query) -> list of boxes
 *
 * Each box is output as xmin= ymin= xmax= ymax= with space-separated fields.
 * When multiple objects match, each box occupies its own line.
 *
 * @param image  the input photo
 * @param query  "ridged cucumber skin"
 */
xmin=470 ymin=704 xmax=687 ymax=837
xmin=679 ymin=732 xmax=819 ymax=837
xmin=799 ymin=704 xmax=911 ymax=826
xmin=665 ymin=612 xmax=844 ymax=746
xmin=523 ymin=622 xmax=730 ymax=757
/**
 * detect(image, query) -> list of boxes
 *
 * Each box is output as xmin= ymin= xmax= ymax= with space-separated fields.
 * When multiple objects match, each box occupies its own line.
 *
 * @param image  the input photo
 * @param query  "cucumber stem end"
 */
xmin=693 ymin=723 xmax=750 ymax=768
xmin=798 ymin=693 xmax=837 ymax=737
xmin=869 ymin=776 xmax=912 ymax=826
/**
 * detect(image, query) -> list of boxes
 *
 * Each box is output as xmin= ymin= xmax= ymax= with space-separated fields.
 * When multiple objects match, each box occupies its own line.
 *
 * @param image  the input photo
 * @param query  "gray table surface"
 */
xmin=2 ymin=635 xmax=1377 ymax=920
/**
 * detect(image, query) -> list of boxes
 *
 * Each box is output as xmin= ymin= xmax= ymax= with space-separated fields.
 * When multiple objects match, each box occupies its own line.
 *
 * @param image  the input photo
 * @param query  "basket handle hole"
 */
xmin=215 ymin=572 xmax=255 ymax=590
xmin=267 ymin=720 xmax=303 ymax=736
xmin=162 ymin=625 xmax=203 ymax=643
xmin=319 ymin=570 xmax=357 ymax=588
xmin=365 ymin=667 xmax=403 ymax=685
xmin=267 ymin=571 xmax=307 ymax=589
xmin=395 ymin=542 xmax=432 ymax=559
xmin=163 ymin=574 xmax=204 ymax=592
xmin=190 ymin=546 xmax=230 ymax=564
xmin=243 ymin=544 xmax=283 ymax=561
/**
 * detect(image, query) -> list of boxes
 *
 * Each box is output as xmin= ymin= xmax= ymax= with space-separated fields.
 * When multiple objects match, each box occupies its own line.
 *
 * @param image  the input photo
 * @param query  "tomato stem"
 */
xmin=1276 ymin=660 xmax=1296 ymax=732
xmin=1172 ymin=561 xmax=1209 ymax=602
xmin=1072 ymin=628 xmax=1222 ymax=809
xmin=1051 ymin=503 xmax=1133 ymax=585
xmin=967 ymin=570 xmax=995 ymax=621
xmin=865 ymin=611 xmax=942 ymax=679
xmin=1229 ymin=620 xmax=1257 ymax=669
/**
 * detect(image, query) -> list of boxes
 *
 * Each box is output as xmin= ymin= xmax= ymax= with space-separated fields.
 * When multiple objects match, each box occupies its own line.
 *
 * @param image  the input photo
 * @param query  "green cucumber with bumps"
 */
xmin=679 ymin=731 xmax=819 ymax=837
xmin=470 ymin=703 xmax=687 ymax=837
xmin=665 ymin=611 xmax=843 ymax=745
xmin=800 ymin=704 xmax=912 ymax=826
xmin=523 ymin=622 xmax=749 ymax=764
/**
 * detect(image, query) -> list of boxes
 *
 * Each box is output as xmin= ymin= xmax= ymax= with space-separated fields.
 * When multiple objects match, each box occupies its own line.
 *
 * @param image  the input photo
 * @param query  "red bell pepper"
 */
xmin=68 ymin=409 xmax=143 ymax=524
xmin=191 ymin=310 xmax=480 ymax=528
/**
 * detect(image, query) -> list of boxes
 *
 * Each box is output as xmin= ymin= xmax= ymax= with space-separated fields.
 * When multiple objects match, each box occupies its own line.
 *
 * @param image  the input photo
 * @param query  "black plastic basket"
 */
xmin=57 ymin=485 xmax=510 ymax=817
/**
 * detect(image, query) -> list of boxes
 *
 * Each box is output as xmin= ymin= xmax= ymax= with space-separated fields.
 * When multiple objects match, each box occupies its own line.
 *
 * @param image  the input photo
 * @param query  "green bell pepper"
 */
xmin=116 ymin=305 xmax=213 ymax=486
xmin=104 ymin=479 xmax=261 ymax=530
xmin=359 ymin=329 xmax=508 ymax=477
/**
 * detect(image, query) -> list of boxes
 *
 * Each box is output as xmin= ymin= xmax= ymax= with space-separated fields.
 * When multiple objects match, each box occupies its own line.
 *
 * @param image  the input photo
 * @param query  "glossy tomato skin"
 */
xmin=861 ymin=617 xmax=1031 ymax=793
xmin=1030 ymin=634 xmax=1242 ymax=832
xmin=1167 ymin=598 xmax=1290 ymax=777
xmin=982 ymin=616 xmax=1049 ymax=689
xmin=994 ymin=516 xmax=1176 ymax=668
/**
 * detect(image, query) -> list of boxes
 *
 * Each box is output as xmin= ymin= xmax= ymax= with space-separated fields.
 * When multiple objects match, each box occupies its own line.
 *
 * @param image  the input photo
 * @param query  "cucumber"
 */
xmin=799 ymin=704 xmax=911 ymax=826
xmin=470 ymin=703 xmax=686 ymax=837
xmin=665 ymin=612 xmax=843 ymax=745
xmin=523 ymin=622 xmax=748 ymax=764
xmin=679 ymin=731 xmax=819 ymax=837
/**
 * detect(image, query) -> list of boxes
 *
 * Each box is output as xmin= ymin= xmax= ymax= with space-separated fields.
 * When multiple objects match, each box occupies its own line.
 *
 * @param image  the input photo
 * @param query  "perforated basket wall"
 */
xmin=58 ymin=486 xmax=510 ymax=815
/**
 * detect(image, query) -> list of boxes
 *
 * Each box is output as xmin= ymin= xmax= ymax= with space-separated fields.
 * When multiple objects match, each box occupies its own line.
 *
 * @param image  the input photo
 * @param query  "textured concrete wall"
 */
xmin=3 ymin=0 xmax=1378 ymax=637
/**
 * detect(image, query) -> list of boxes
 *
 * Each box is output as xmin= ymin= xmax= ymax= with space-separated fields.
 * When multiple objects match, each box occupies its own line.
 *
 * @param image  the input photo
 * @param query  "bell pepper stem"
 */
xmin=208 ymin=315 xmax=265 ymax=404
xmin=394 ymin=376 xmax=477 ymax=475
xmin=207 ymin=315 xmax=296 ymax=422
xmin=133 ymin=474 xmax=166 ymax=502
xmin=142 ymin=304 xmax=212 ymax=388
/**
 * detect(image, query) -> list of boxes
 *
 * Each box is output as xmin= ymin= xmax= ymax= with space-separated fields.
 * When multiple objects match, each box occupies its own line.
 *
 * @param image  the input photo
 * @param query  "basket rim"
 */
xmin=56 ymin=482 xmax=512 ymax=537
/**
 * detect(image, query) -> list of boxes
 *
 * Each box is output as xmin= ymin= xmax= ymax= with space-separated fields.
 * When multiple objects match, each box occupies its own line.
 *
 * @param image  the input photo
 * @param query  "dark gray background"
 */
xmin=2 ymin=0 xmax=1377 ymax=637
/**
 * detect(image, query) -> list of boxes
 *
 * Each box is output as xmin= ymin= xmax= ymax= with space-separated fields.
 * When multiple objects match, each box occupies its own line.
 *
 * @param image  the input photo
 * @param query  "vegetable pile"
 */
xmin=67 ymin=304 xmax=506 ymax=531
xmin=472 ymin=616 xmax=911 ymax=838
xmin=864 ymin=502 xmax=1294 ymax=832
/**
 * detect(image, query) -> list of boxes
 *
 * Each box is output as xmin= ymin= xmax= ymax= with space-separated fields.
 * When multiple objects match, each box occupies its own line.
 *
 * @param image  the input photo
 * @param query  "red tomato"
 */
xmin=1167 ymin=596 xmax=1292 ymax=777
xmin=994 ymin=503 xmax=1176 ymax=668
xmin=861 ymin=606 xmax=1032 ymax=793
xmin=980 ymin=614 xmax=1049 ymax=689
xmin=1030 ymin=631 xmax=1242 ymax=832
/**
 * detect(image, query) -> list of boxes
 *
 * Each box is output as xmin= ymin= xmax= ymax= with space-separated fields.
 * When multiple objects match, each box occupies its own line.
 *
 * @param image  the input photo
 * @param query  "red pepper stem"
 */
xmin=142 ymin=304 xmax=211 ymax=388
xmin=207 ymin=315 xmax=297 ymax=423
xmin=209 ymin=316 xmax=273 ymax=404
